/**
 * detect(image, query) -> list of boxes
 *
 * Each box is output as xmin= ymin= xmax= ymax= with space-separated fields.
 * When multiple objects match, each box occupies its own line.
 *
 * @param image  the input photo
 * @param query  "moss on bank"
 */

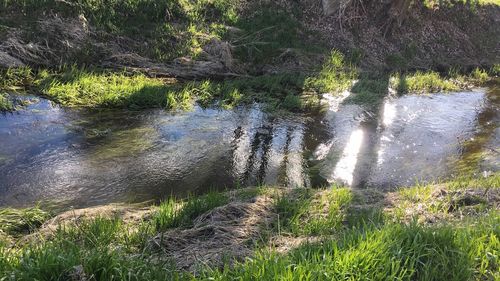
xmin=0 ymin=173 xmax=498 ymax=280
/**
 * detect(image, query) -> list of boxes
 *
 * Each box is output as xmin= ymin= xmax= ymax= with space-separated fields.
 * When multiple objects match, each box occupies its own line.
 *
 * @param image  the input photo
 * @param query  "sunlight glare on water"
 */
xmin=332 ymin=129 xmax=365 ymax=186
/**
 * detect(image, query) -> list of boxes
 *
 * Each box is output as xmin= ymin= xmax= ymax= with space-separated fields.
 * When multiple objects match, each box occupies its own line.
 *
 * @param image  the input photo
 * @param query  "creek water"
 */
xmin=0 ymin=86 xmax=498 ymax=208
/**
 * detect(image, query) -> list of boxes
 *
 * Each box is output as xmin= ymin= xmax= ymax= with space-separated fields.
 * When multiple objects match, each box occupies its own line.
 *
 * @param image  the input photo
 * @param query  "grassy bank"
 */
xmin=0 ymin=51 xmax=355 ymax=111
xmin=0 ymin=173 xmax=498 ymax=280
xmin=1 ymin=61 xmax=496 ymax=112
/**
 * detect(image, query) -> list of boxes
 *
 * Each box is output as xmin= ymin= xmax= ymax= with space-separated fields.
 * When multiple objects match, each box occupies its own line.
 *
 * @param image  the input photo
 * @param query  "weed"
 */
xmin=471 ymin=67 xmax=489 ymax=83
xmin=491 ymin=64 xmax=500 ymax=76
xmin=0 ymin=67 xmax=35 ymax=92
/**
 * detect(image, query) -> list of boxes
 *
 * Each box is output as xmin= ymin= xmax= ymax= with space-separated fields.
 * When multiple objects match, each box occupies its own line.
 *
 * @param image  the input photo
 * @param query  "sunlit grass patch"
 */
xmin=275 ymin=186 xmax=353 ymax=236
xmin=153 ymin=191 xmax=229 ymax=232
xmin=391 ymin=71 xmax=459 ymax=94
xmin=306 ymin=50 xmax=357 ymax=94
xmin=205 ymin=212 xmax=499 ymax=280
xmin=38 ymin=69 xmax=176 ymax=108
xmin=391 ymin=68 xmax=494 ymax=95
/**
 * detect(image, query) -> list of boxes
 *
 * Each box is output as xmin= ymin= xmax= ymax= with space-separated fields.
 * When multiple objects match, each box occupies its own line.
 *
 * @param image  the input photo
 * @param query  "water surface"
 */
xmin=0 ymin=87 xmax=498 ymax=208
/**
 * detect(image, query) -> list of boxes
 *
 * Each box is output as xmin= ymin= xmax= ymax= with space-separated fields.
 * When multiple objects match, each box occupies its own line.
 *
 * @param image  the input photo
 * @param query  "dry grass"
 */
xmin=150 ymin=194 xmax=275 ymax=272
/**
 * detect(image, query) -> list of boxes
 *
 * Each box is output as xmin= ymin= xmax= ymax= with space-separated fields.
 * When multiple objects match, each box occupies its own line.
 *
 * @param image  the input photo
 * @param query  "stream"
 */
xmin=0 ymin=85 xmax=498 ymax=208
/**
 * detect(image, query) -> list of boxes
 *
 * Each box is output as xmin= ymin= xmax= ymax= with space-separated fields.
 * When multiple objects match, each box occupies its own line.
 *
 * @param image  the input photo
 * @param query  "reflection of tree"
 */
xmin=230 ymin=113 xmax=310 ymax=188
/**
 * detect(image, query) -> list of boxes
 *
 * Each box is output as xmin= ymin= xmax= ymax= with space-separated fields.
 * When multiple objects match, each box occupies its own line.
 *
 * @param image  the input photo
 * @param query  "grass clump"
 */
xmin=306 ymin=50 xmax=357 ymax=93
xmin=0 ymin=67 xmax=35 ymax=92
xmin=391 ymin=68 xmax=494 ymax=95
xmin=389 ymin=173 xmax=499 ymax=223
xmin=0 ymin=206 xmax=50 ymax=236
xmin=392 ymin=71 xmax=459 ymax=94
xmin=38 ymin=69 xmax=178 ymax=109
xmin=153 ymin=191 xmax=229 ymax=231
xmin=275 ymin=187 xmax=353 ymax=236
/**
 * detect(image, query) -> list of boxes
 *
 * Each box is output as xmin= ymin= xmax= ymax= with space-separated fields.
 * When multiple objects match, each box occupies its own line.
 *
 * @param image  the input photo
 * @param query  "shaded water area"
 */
xmin=0 ymin=86 xmax=498 ymax=208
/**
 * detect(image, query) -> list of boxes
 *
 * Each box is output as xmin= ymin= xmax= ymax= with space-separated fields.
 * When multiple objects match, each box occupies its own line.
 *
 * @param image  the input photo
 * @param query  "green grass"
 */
xmin=0 ymin=175 xmax=498 ymax=280
xmin=275 ymin=187 xmax=353 ymax=236
xmin=153 ymin=191 xmax=229 ymax=231
xmin=230 ymin=5 xmax=321 ymax=65
xmin=38 ymin=69 xmax=180 ymax=109
xmin=345 ymin=76 xmax=389 ymax=105
xmin=4 ymin=67 xmax=316 ymax=111
xmin=0 ymin=0 xmax=320 ymax=66
xmin=0 ymin=67 xmax=35 ymax=92
xmin=389 ymin=173 xmax=499 ymax=223
xmin=390 ymin=69 xmax=494 ymax=95
xmin=306 ymin=50 xmax=357 ymax=93
xmin=1 ymin=0 xmax=239 ymax=62
xmin=0 ymin=217 xmax=179 ymax=280
xmin=391 ymin=71 xmax=459 ymax=94
xmin=423 ymin=0 xmax=500 ymax=9
xmin=0 ymin=206 xmax=50 ymax=236
xmin=205 ymin=213 xmax=499 ymax=281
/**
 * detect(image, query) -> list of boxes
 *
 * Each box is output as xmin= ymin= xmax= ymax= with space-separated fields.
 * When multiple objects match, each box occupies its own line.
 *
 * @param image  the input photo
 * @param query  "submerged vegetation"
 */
xmin=0 ymin=173 xmax=498 ymax=280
